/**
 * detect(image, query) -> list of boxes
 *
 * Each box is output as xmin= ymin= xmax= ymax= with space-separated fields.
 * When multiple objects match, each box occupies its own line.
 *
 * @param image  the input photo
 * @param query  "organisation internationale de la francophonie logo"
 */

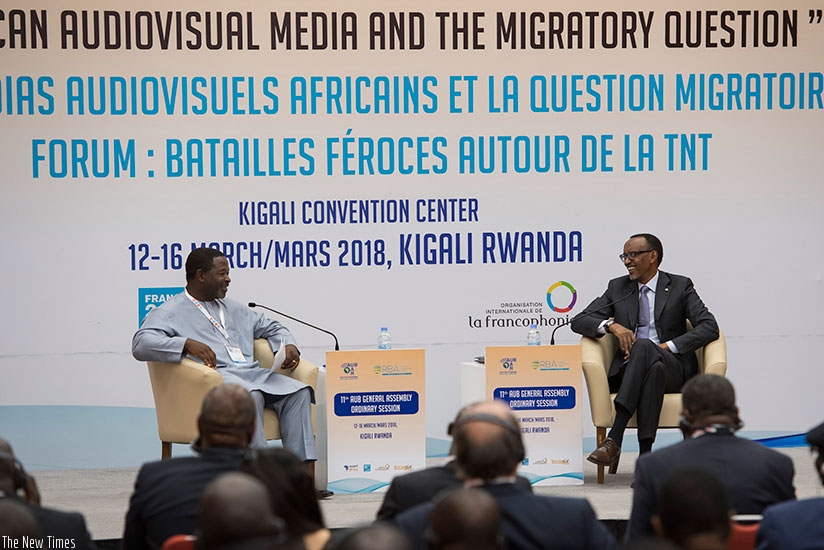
xmin=468 ymin=280 xmax=577 ymax=329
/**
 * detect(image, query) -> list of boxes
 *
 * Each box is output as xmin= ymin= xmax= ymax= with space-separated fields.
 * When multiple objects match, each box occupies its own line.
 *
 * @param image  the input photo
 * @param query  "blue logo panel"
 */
xmin=334 ymin=391 xmax=419 ymax=416
xmin=493 ymin=386 xmax=576 ymax=410
xmin=138 ymin=287 xmax=184 ymax=326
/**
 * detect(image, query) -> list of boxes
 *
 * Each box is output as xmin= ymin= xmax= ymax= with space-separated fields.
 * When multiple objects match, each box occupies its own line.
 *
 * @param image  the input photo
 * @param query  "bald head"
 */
xmin=428 ymin=488 xmax=502 ymax=550
xmin=446 ymin=402 xmax=482 ymax=456
xmin=653 ymin=469 xmax=731 ymax=547
xmin=452 ymin=401 xmax=524 ymax=481
xmin=198 ymin=384 xmax=256 ymax=449
xmin=198 ymin=473 xmax=284 ymax=549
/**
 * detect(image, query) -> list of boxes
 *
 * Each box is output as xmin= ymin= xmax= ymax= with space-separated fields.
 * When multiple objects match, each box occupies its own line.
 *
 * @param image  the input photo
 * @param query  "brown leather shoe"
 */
xmin=587 ymin=437 xmax=621 ymax=467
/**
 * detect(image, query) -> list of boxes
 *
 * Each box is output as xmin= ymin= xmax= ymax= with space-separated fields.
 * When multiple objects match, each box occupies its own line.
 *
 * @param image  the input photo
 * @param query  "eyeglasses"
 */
xmin=619 ymin=250 xmax=653 ymax=262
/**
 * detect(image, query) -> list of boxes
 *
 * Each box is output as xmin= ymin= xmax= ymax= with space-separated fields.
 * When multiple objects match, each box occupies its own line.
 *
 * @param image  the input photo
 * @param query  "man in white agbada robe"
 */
xmin=132 ymin=247 xmax=315 ymax=462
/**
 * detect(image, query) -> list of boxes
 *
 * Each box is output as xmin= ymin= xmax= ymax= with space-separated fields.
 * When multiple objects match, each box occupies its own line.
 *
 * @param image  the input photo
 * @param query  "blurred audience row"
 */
xmin=2 ymin=375 xmax=822 ymax=549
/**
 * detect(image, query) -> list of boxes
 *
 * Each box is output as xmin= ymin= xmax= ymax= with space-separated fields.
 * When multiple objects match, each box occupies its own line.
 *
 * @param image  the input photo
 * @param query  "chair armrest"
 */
xmin=702 ymin=329 xmax=727 ymax=377
xmin=147 ymin=358 xmax=223 ymax=443
xmin=581 ymin=336 xmax=616 ymax=428
xmin=254 ymin=339 xmax=275 ymax=370
xmin=252 ymin=339 xmax=319 ymax=387
xmin=289 ymin=357 xmax=320 ymax=388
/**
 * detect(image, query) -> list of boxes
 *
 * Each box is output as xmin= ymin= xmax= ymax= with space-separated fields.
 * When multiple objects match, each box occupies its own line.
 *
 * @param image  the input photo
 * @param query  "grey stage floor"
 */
xmin=33 ymin=447 xmax=822 ymax=540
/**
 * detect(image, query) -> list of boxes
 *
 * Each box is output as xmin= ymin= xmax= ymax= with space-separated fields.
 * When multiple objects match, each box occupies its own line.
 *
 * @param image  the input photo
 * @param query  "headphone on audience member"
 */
xmin=0 ymin=451 xmax=27 ymax=491
xmin=453 ymin=413 xmax=526 ymax=463
xmin=678 ymin=411 xmax=743 ymax=435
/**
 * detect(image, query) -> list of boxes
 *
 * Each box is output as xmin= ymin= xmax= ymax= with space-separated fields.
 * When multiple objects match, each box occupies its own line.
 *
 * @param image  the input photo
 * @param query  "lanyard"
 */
xmin=185 ymin=291 xmax=232 ymax=344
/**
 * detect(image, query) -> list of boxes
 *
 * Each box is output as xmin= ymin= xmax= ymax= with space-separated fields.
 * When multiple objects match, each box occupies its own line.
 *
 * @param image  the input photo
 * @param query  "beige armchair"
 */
xmin=581 ymin=327 xmax=726 ymax=483
xmin=147 ymin=339 xmax=319 ymax=459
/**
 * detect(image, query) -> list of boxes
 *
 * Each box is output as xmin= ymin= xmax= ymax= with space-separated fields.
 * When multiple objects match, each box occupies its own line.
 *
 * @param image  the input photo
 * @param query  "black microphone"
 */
xmin=248 ymin=302 xmax=340 ymax=351
xmin=549 ymin=290 xmax=635 ymax=345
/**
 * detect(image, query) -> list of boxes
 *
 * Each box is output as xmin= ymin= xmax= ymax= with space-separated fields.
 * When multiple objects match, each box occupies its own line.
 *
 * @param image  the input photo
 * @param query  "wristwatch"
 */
xmin=604 ymin=320 xmax=615 ymax=333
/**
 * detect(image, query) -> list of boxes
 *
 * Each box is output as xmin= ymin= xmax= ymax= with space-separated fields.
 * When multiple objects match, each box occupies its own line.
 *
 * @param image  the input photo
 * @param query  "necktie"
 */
xmin=636 ymin=285 xmax=650 ymax=339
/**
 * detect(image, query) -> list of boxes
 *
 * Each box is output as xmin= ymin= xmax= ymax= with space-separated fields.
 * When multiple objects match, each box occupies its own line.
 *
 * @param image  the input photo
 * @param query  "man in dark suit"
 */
xmin=755 ymin=420 xmax=824 ymax=549
xmin=395 ymin=401 xmax=615 ymax=550
xmin=571 ymin=233 xmax=719 ymax=466
xmin=0 ymin=439 xmax=96 ymax=549
xmin=122 ymin=384 xmax=256 ymax=550
xmin=376 ymin=458 xmax=464 ymax=522
xmin=627 ymin=375 xmax=795 ymax=541
xmin=376 ymin=403 xmax=531 ymax=521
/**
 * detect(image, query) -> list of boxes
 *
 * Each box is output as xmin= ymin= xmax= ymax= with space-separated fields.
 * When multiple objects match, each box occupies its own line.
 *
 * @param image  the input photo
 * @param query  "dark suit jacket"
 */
xmin=755 ymin=497 xmax=824 ymax=550
xmin=628 ymin=432 xmax=796 ymax=540
xmin=376 ymin=460 xmax=532 ymax=521
xmin=395 ymin=482 xmax=616 ymax=550
xmin=1 ymin=494 xmax=96 ymax=549
xmin=570 ymin=271 xmax=718 ymax=379
xmin=122 ymin=446 xmax=246 ymax=550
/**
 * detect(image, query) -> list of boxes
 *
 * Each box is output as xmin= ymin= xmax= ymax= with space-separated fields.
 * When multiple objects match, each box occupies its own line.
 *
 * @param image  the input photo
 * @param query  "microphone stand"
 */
xmin=248 ymin=302 xmax=340 ymax=351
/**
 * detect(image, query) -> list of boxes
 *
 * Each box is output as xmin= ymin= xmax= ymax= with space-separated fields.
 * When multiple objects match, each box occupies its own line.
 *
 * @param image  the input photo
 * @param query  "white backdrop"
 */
xmin=1 ymin=0 xmax=822 ymax=455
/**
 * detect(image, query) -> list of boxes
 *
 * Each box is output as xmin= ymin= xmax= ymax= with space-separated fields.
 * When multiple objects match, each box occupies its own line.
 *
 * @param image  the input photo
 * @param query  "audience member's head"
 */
xmin=425 ymin=488 xmax=502 ymax=550
xmin=452 ymin=400 xmax=525 ymax=481
xmin=240 ymin=448 xmax=326 ymax=536
xmin=651 ymin=469 xmax=731 ymax=550
xmin=197 ymin=384 xmax=256 ymax=450
xmin=197 ymin=472 xmax=285 ymax=549
xmin=680 ymin=374 xmax=741 ymax=435
xmin=0 ymin=439 xmax=23 ymax=495
xmin=446 ymin=402 xmax=481 ymax=456
xmin=0 ymin=439 xmax=38 ymax=505
xmin=332 ymin=523 xmax=413 ymax=550
xmin=807 ymin=420 xmax=824 ymax=485
xmin=0 ymin=499 xmax=41 ymax=540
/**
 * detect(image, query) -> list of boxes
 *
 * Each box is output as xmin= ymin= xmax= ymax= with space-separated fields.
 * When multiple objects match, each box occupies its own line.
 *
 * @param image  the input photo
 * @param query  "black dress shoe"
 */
xmin=316 ymin=489 xmax=334 ymax=500
xmin=586 ymin=437 xmax=621 ymax=467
